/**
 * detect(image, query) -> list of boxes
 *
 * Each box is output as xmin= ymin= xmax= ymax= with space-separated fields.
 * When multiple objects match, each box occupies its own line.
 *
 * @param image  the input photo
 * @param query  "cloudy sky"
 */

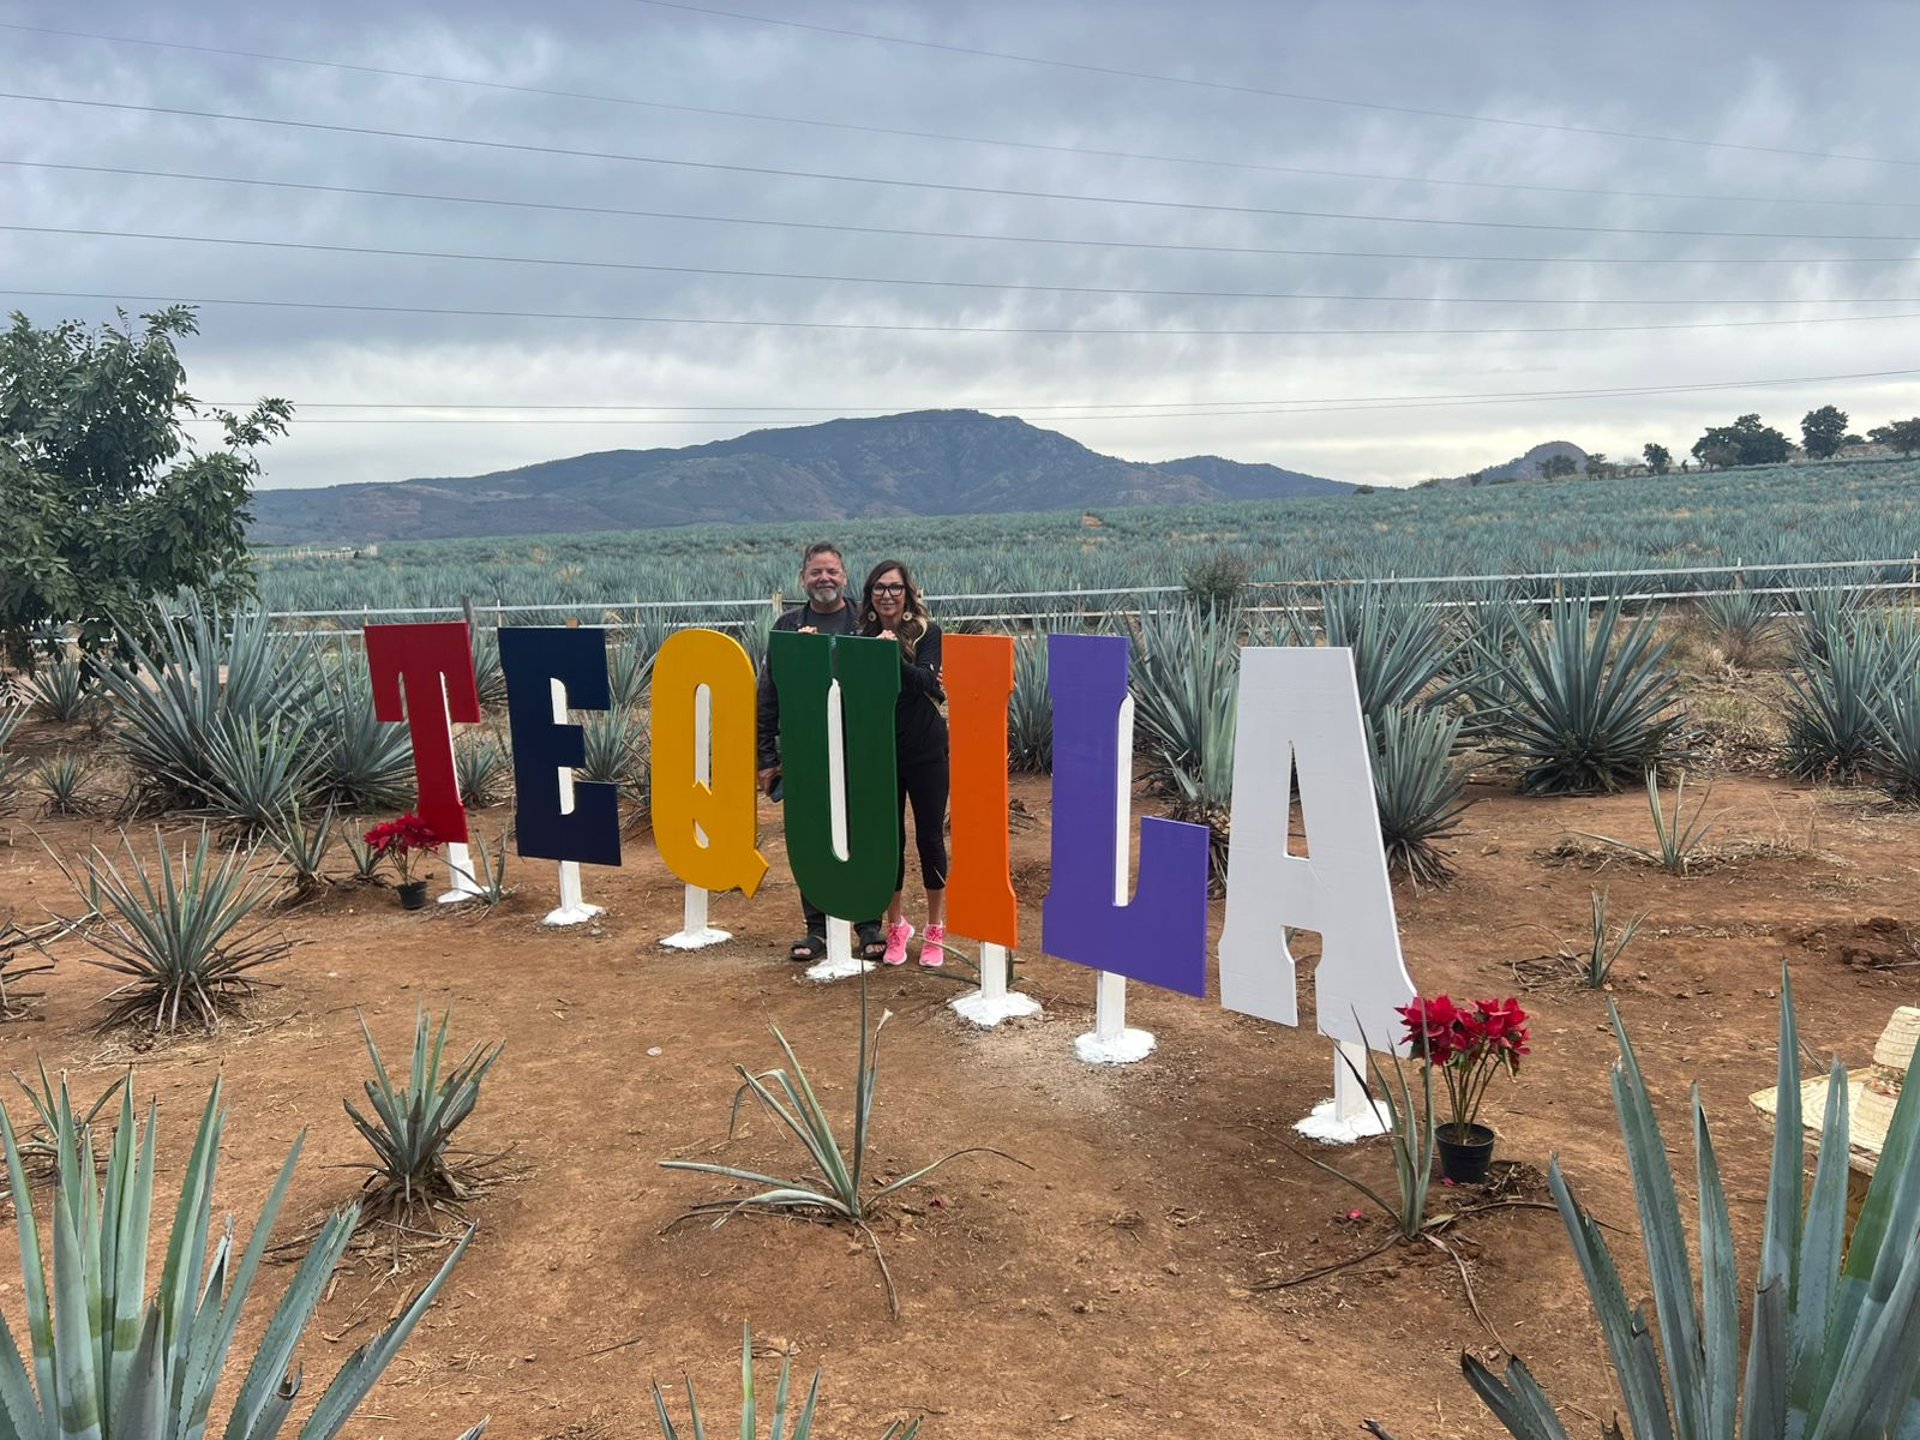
xmin=5 ymin=0 xmax=1919 ymax=489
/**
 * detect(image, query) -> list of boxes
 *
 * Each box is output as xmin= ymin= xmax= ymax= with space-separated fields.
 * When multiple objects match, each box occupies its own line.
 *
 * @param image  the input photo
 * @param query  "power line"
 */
xmin=13 ymin=159 xmax=1915 ymax=269
xmin=631 ymin=0 xmax=1920 ymax=170
xmin=196 ymin=367 xmax=1920 ymax=415
xmin=18 ymin=222 xmax=1920 ymax=308
xmin=5 ymin=21 xmax=1914 ymax=213
xmin=6 ymin=91 xmax=1919 ymax=244
xmin=12 ymin=287 xmax=1920 ymax=338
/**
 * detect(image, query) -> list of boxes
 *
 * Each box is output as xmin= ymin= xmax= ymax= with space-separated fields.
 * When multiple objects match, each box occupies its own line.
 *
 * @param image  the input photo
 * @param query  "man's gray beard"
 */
xmin=807 ymin=584 xmax=844 ymax=607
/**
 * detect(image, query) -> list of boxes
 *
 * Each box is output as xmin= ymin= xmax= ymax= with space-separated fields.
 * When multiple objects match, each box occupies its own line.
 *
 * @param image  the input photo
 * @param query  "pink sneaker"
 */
xmin=920 ymin=923 xmax=947 ymax=967
xmin=882 ymin=919 xmax=914 ymax=966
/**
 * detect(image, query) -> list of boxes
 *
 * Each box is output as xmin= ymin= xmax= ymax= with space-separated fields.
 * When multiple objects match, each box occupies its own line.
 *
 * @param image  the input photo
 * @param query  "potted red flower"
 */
xmin=1396 ymin=994 xmax=1530 ymax=1183
xmin=363 ymin=812 xmax=443 ymax=910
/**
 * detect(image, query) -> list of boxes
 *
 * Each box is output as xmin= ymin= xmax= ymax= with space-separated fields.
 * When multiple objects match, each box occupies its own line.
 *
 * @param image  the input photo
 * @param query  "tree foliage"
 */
xmin=1641 ymin=442 xmax=1672 ymax=475
xmin=1800 ymin=403 xmax=1850 ymax=460
xmin=1869 ymin=417 xmax=1920 ymax=456
xmin=1535 ymin=453 xmax=1580 ymax=480
xmin=1691 ymin=413 xmax=1790 ymax=469
xmin=0 ymin=306 xmax=290 ymax=666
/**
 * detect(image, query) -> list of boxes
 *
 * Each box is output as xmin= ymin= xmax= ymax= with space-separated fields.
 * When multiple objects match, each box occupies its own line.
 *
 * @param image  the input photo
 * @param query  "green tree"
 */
xmin=1536 ymin=453 xmax=1580 ymax=480
xmin=1869 ymin=417 xmax=1920 ymax=456
xmin=1583 ymin=452 xmax=1614 ymax=478
xmin=1691 ymin=412 xmax=1789 ymax=469
xmin=1642 ymin=442 xmax=1672 ymax=474
xmin=0 ymin=306 xmax=289 ymax=666
xmin=1801 ymin=404 xmax=1850 ymax=460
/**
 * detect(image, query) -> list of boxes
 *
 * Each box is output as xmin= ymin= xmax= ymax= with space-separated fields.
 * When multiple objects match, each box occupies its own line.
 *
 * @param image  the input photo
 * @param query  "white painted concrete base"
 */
xmin=1073 ymin=1027 xmax=1156 ymax=1064
xmin=660 ymin=927 xmax=732 ymax=950
xmin=951 ymin=989 xmax=1043 ymax=1028
xmin=1294 ymin=1096 xmax=1392 ymax=1144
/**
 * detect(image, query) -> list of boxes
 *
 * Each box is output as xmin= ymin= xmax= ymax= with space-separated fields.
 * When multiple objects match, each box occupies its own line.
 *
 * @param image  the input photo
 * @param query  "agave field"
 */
xmin=6 ymin=468 xmax=1920 ymax=1435
xmin=254 ymin=458 xmax=1920 ymax=621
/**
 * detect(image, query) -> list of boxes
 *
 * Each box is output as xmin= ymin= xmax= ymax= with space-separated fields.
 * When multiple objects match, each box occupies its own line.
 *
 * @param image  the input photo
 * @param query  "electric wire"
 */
xmin=16 ymin=222 xmax=1920 ymax=308
xmin=11 ymin=287 xmax=1920 ymax=337
xmin=11 ymin=159 xmax=1915 ymax=269
xmin=631 ymin=0 xmax=1920 ymax=169
xmin=195 ymin=365 xmax=1920 ymax=416
xmin=6 ymin=91 xmax=1920 ymax=243
xmin=5 ymin=21 xmax=1918 ymax=211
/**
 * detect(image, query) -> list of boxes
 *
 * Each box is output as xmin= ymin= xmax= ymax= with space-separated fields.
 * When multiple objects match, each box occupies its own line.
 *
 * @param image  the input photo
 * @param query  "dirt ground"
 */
xmin=2 ymin=742 xmax=1917 ymax=1439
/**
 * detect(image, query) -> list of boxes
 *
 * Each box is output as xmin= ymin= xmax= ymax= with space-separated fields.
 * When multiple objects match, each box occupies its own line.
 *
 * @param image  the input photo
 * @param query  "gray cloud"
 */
xmin=3 ymin=0 xmax=1917 ymax=489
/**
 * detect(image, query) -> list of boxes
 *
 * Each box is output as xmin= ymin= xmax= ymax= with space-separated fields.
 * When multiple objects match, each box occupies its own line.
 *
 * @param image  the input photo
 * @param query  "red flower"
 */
xmin=1398 ymin=992 xmax=1532 ymax=1135
xmin=363 ymin=812 xmax=443 ymax=884
xmin=1397 ymin=995 xmax=1468 ymax=1066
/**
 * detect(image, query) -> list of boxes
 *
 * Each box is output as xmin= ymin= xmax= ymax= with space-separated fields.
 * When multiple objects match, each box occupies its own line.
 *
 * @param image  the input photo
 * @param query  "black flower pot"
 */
xmin=1436 ymin=1123 xmax=1496 ymax=1184
xmin=397 ymin=880 xmax=430 ymax=911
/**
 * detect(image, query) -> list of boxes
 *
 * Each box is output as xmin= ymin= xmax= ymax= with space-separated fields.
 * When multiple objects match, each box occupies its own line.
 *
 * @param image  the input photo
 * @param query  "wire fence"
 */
xmin=261 ymin=555 xmax=1920 ymax=639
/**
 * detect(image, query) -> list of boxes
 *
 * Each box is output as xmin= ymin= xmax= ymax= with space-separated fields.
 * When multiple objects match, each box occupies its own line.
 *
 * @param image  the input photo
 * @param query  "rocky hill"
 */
xmin=248 ymin=410 xmax=1351 ymax=544
xmin=1420 ymin=440 xmax=1591 ymax=488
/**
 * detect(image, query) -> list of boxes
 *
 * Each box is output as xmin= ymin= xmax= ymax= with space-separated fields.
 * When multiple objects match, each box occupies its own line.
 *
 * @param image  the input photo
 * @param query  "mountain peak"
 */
xmin=250 ymin=411 xmax=1351 ymax=545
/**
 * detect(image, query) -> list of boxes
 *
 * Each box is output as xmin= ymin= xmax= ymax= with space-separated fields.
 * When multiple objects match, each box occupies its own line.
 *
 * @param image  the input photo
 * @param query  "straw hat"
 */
xmin=1751 ymin=1006 xmax=1918 ymax=1177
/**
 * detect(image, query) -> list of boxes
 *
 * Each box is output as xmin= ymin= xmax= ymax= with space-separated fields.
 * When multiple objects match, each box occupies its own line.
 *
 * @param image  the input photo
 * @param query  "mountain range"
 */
xmin=247 ymin=409 xmax=1352 ymax=545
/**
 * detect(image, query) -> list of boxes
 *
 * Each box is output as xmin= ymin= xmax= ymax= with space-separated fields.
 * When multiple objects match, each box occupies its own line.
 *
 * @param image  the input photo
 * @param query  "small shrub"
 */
xmin=1785 ymin=618 xmax=1917 ymax=782
xmin=344 ymin=827 xmax=386 ymax=884
xmin=0 ymin=1071 xmax=479 ymax=1438
xmin=1565 ymin=888 xmax=1649 ymax=988
xmin=62 ymin=825 xmax=293 ymax=1032
xmin=32 ymin=750 xmax=98 ymax=817
xmin=661 ymin=974 xmax=1018 ymax=1316
xmin=1792 ymin=583 xmax=1865 ymax=665
xmin=193 ymin=712 xmax=322 ymax=833
xmin=1369 ymin=703 xmax=1469 ymax=888
xmin=314 ymin=676 xmax=415 ymax=812
xmin=455 ymin=730 xmax=510 ymax=808
xmin=1131 ymin=606 xmax=1239 ymax=892
xmin=1875 ymin=676 xmax=1920 ymax=803
xmin=1308 ymin=583 xmax=1462 ymax=725
xmin=1465 ymin=595 xmax=1682 ymax=795
xmin=652 ymin=1326 xmax=921 ymax=1440
xmin=1181 ymin=549 xmax=1249 ymax=617
xmin=1695 ymin=585 xmax=1781 ymax=669
xmin=1580 ymin=769 xmax=1717 ymax=874
xmin=580 ymin=707 xmax=652 ymax=823
xmin=466 ymin=829 xmax=513 ymax=904
xmin=0 ymin=913 xmax=67 ymax=1020
xmin=267 ymin=800 xmax=338 ymax=896
xmin=471 ymin=629 xmax=509 ymax=707
xmin=26 ymin=653 xmax=97 ymax=724
xmin=0 ymin=705 xmax=23 ymax=815
xmin=98 ymin=594 xmax=324 ymax=812
xmin=1008 ymin=635 xmax=1053 ymax=774
xmin=346 ymin=1008 xmax=504 ymax=1226
xmin=1440 ymin=977 xmax=1920 ymax=1440
xmin=607 ymin=620 xmax=667 ymax=709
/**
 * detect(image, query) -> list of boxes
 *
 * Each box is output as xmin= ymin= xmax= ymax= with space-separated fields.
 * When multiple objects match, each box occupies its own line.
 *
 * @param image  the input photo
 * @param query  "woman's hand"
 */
xmin=877 ymin=628 xmax=896 ymax=640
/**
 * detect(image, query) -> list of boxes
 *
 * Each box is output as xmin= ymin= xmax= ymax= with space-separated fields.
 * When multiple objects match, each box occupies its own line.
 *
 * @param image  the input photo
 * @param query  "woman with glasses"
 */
xmin=858 ymin=559 xmax=950 ymax=967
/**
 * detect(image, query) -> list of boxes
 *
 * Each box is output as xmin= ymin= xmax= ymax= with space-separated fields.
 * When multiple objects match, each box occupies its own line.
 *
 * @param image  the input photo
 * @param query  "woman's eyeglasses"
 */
xmin=871 ymin=582 xmax=907 ymax=594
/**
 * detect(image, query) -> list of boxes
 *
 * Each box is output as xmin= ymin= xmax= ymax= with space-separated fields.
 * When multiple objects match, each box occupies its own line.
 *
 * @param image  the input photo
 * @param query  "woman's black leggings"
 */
xmin=896 ymin=752 xmax=950 ymax=891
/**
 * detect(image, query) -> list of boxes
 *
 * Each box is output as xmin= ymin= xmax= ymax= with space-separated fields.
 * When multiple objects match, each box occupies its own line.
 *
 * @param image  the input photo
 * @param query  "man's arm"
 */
xmin=756 ymin=610 xmax=793 ymax=789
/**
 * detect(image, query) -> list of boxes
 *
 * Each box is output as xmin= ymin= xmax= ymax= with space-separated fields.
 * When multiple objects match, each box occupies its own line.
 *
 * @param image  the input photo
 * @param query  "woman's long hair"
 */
xmin=859 ymin=559 xmax=930 ymax=659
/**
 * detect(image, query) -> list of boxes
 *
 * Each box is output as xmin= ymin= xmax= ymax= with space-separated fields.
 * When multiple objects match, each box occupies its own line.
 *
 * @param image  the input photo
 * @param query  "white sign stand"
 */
xmin=807 ymin=677 xmax=871 ymax=983
xmin=1216 ymin=648 xmax=1416 ymax=1142
xmin=1296 ymin=1041 xmax=1391 ymax=1143
xmin=661 ymin=684 xmax=731 ymax=949
xmin=434 ymin=671 xmax=482 ymax=905
xmin=438 ymin=842 xmax=482 ymax=905
xmin=542 ymin=676 xmax=603 ymax=928
xmin=1074 ymin=694 xmax=1153 ymax=1064
xmin=951 ymin=940 xmax=1041 ymax=1027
